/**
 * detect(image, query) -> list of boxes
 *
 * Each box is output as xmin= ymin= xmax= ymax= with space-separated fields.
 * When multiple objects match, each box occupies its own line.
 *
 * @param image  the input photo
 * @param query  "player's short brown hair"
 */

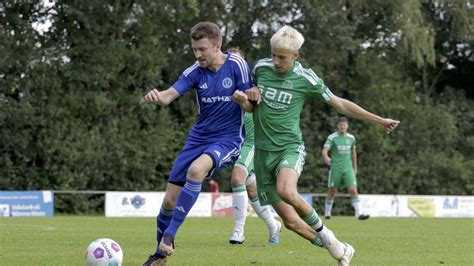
xmin=337 ymin=117 xmax=349 ymax=124
xmin=190 ymin=22 xmax=222 ymax=43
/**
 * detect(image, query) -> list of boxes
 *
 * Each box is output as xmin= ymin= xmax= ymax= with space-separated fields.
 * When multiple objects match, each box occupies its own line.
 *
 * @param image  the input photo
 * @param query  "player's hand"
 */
xmin=246 ymin=86 xmax=261 ymax=104
xmin=143 ymin=89 xmax=162 ymax=103
xmin=323 ymin=157 xmax=331 ymax=166
xmin=232 ymin=90 xmax=248 ymax=104
xmin=380 ymin=118 xmax=400 ymax=134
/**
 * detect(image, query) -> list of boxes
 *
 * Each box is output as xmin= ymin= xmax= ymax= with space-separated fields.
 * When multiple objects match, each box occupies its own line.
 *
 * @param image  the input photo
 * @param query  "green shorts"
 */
xmin=328 ymin=167 xmax=357 ymax=189
xmin=254 ymin=144 xmax=306 ymax=206
xmin=235 ymin=143 xmax=254 ymax=176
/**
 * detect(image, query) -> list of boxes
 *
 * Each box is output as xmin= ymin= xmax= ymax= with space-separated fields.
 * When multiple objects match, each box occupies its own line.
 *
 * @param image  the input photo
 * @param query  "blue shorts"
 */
xmin=168 ymin=140 xmax=241 ymax=186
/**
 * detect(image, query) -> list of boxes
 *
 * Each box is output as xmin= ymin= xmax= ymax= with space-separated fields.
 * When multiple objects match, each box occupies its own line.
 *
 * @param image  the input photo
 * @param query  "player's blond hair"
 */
xmin=270 ymin=25 xmax=305 ymax=51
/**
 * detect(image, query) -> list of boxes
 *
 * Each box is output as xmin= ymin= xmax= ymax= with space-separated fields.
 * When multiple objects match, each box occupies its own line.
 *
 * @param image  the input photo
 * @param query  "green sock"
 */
xmin=301 ymin=210 xmax=324 ymax=247
xmin=231 ymin=185 xmax=246 ymax=193
xmin=311 ymin=235 xmax=324 ymax=247
xmin=301 ymin=209 xmax=322 ymax=229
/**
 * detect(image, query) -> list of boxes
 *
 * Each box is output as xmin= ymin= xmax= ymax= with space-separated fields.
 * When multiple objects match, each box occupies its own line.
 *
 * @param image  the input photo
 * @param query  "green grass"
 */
xmin=1 ymin=216 xmax=473 ymax=265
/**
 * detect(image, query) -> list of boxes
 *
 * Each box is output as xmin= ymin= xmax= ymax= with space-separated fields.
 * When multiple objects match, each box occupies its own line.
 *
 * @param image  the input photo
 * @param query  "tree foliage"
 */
xmin=1 ymin=0 xmax=473 ymax=213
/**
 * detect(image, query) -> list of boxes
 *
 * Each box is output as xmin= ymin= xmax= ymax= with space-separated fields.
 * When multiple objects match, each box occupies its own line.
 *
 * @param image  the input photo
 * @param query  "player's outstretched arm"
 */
xmin=143 ymin=87 xmax=180 ymax=107
xmin=232 ymin=90 xmax=254 ymax=112
xmin=327 ymin=96 xmax=400 ymax=133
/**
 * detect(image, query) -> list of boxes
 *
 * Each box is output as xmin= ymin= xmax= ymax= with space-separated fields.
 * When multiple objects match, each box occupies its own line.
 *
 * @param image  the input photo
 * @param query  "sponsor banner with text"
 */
xmin=360 ymin=195 xmax=474 ymax=217
xmin=105 ymin=192 xmax=212 ymax=217
xmin=0 ymin=191 xmax=54 ymax=217
xmin=105 ymin=192 xmax=164 ymax=217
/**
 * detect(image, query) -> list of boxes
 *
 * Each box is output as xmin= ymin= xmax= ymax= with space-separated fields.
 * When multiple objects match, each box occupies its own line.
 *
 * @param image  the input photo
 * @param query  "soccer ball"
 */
xmin=85 ymin=238 xmax=123 ymax=266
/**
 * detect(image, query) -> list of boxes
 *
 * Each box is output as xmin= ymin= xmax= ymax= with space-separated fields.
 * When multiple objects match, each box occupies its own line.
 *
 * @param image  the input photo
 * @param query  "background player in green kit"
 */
xmin=322 ymin=117 xmax=369 ymax=220
xmin=234 ymin=25 xmax=399 ymax=265
xmin=228 ymin=48 xmax=281 ymax=245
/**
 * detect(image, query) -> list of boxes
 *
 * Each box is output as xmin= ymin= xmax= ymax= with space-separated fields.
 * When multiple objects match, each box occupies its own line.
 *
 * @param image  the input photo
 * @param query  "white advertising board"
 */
xmin=105 ymin=192 xmax=212 ymax=217
xmin=359 ymin=194 xmax=474 ymax=218
xmin=359 ymin=195 xmax=399 ymax=217
xmin=105 ymin=192 xmax=164 ymax=217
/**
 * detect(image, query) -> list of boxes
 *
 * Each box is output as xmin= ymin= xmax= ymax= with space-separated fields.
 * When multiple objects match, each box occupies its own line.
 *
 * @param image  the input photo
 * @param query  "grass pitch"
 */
xmin=0 ymin=216 xmax=473 ymax=265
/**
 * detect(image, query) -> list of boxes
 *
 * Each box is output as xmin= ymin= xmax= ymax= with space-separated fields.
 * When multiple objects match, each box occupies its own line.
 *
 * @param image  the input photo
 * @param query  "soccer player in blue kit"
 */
xmin=142 ymin=22 xmax=255 ymax=266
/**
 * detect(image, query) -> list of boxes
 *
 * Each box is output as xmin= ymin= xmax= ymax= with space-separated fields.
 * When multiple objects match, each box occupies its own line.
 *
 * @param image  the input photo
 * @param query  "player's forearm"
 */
xmin=352 ymin=150 xmax=357 ymax=166
xmin=144 ymin=87 xmax=179 ymax=106
xmin=153 ymin=98 xmax=169 ymax=107
xmin=159 ymin=88 xmax=180 ymax=106
xmin=321 ymin=148 xmax=330 ymax=160
xmin=333 ymin=97 xmax=384 ymax=125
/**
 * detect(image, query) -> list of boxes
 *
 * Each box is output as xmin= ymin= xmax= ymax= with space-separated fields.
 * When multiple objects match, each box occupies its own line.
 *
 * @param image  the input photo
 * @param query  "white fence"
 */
xmin=105 ymin=191 xmax=474 ymax=218
xmin=1 ymin=191 xmax=473 ymax=218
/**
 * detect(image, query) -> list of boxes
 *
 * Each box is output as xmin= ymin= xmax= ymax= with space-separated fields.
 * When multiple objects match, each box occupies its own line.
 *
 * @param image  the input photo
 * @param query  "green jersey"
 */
xmin=324 ymin=132 xmax=356 ymax=169
xmin=244 ymin=112 xmax=254 ymax=144
xmin=252 ymin=58 xmax=334 ymax=151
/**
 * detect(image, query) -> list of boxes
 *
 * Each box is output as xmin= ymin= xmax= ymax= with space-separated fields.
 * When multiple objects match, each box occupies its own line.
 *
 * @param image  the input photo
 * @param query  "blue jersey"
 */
xmin=172 ymin=53 xmax=253 ymax=144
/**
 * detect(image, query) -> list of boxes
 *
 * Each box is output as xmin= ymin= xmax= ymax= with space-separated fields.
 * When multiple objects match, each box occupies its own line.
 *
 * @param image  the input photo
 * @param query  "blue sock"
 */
xmin=165 ymin=179 xmax=202 ymax=237
xmin=155 ymin=206 xmax=173 ymax=256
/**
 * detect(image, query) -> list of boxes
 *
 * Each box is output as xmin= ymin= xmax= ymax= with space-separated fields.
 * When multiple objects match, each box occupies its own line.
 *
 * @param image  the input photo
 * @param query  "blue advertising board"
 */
xmin=0 ymin=191 xmax=54 ymax=217
xmin=301 ymin=193 xmax=314 ymax=205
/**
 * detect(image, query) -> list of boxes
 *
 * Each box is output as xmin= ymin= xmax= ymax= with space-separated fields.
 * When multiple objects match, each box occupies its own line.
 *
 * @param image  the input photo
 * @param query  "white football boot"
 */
xmin=229 ymin=229 xmax=245 ymax=244
xmin=268 ymin=221 xmax=282 ymax=245
xmin=338 ymin=242 xmax=355 ymax=266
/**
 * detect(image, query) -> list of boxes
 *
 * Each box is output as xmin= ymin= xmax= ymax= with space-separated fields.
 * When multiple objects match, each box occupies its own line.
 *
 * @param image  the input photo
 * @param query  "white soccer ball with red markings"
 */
xmin=85 ymin=238 xmax=123 ymax=266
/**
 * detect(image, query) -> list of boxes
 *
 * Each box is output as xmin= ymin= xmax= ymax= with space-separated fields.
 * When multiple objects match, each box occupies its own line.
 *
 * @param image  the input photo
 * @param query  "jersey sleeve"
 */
xmin=172 ymin=62 xmax=199 ymax=95
xmin=230 ymin=54 xmax=253 ymax=91
xmin=251 ymin=66 xmax=258 ymax=85
xmin=352 ymin=137 xmax=356 ymax=150
xmin=323 ymin=135 xmax=333 ymax=149
xmin=305 ymin=69 xmax=335 ymax=101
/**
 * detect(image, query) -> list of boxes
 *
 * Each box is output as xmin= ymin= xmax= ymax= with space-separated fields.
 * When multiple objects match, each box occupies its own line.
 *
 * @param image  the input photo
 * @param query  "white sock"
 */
xmin=250 ymin=197 xmax=277 ymax=231
xmin=318 ymin=226 xmax=345 ymax=260
xmin=325 ymin=198 xmax=334 ymax=217
xmin=351 ymin=197 xmax=361 ymax=217
xmin=232 ymin=185 xmax=248 ymax=232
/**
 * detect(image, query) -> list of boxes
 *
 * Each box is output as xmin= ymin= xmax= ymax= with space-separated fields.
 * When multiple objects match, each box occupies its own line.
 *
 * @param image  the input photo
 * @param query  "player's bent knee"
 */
xmin=162 ymin=197 xmax=176 ymax=209
xmin=231 ymin=175 xmax=246 ymax=187
xmin=187 ymin=165 xmax=206 ymax=181
xmin=327 ymin=187 xmax=337 ymax=197
xmin=347 ymin=187 xmax=358 ymax=196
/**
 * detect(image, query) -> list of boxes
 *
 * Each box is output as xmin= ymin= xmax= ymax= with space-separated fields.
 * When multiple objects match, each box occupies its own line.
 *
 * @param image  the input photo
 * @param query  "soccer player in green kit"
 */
xmin=322 ymin=117 xmax=369 ymax=220
xmin=233 ymin=25 xmax=399 ymax=265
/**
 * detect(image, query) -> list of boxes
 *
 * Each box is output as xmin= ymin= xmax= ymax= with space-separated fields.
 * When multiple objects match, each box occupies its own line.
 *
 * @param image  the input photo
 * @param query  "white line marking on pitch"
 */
xmin=0 ymin=224 xmax=56 ymax=230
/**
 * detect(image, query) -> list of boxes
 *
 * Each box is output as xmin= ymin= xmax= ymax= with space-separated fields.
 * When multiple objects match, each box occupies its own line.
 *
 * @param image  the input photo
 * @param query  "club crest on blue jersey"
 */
xmin=222 ymin=77 xmax=233 ymax=89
